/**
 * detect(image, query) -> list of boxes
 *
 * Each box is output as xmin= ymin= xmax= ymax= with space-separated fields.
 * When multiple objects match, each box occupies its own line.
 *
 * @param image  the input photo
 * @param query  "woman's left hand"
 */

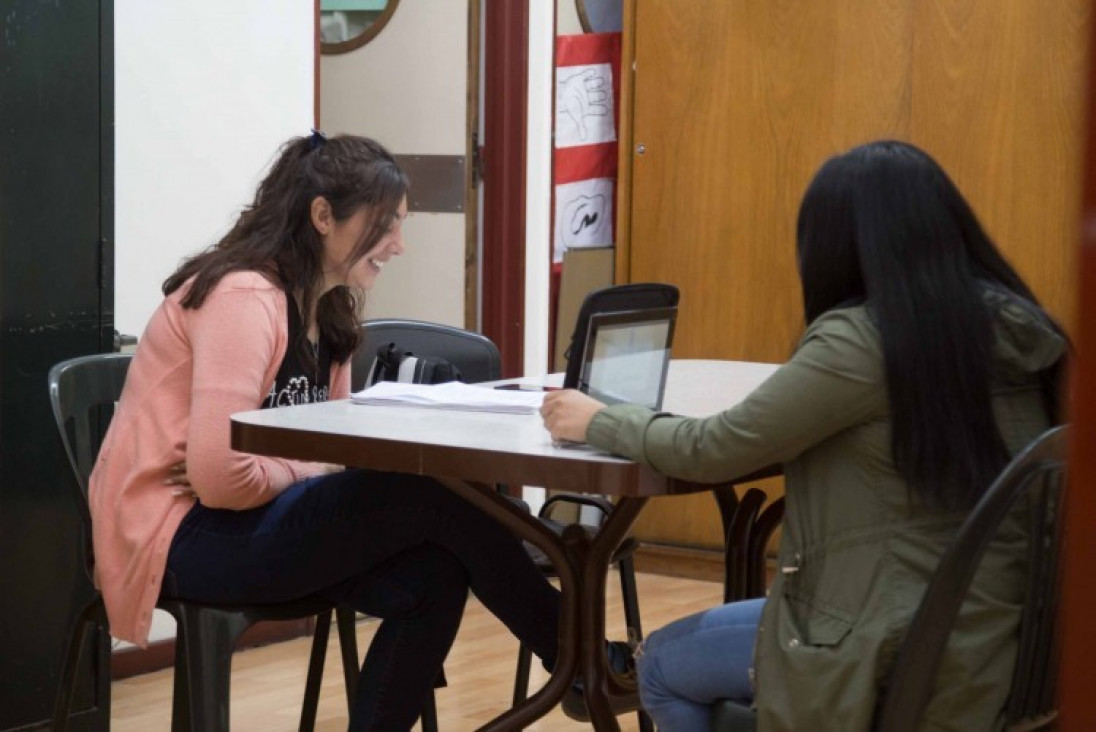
xmin=165 ymin=461 xmax=190 ymax=487
xmin=540 ymin=389 xmax=606 ymax=443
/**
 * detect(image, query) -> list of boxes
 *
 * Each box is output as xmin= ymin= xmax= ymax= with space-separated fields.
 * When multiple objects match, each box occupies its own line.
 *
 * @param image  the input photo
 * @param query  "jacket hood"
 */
xmin=985 ymin=286 xmax=1066 ymax=377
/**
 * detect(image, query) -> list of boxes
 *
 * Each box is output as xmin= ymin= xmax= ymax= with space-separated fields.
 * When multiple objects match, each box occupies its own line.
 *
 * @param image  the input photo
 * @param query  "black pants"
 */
xmin=166 ymin=469 xmax=561 ymax=730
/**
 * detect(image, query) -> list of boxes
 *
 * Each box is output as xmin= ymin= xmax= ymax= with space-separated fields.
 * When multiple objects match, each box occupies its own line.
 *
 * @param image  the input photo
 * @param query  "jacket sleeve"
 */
xmin=584 ymin=309 xmax=889 ymax=483
xmin=184 ymin=287 xmax=323 ymax=509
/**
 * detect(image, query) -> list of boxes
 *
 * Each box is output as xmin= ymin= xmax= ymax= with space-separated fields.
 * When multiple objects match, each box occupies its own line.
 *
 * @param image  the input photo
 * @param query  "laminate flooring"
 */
xmin=110 ymin=571 xmax=724 ymax=731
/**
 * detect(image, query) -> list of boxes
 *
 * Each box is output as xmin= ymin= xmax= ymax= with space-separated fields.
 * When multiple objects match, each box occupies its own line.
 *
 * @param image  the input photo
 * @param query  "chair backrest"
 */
xmin=561 ymin=283 xmax=679 ymax=390
xmin=874 ymin=425 xmax=1068 ymax=732
xmin=48 ymin=353 xmax=132 ymax=581
xmin=352 ymin=319 xmax=502 ymax=391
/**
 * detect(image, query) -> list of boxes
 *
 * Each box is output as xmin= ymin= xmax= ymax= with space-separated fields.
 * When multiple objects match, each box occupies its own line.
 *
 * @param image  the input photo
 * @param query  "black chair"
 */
xmin=711 ymin=425 xmax=1068 ymax=731
xmin=714 ymin=487 xmax=786 ymax=604
xmin=561 ymin=282 xmax=679 ymax=392
xmin=48 ymin=353 xmax=431 ymax=731
xmin=353 ymin=318 xmax=649 ymax=728
xmin=353 ymin=317 xmax=503 ymax=391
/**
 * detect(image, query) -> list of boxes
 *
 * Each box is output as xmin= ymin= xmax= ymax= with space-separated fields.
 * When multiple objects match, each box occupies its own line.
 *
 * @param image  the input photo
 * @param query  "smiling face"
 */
xmin=313 ymin=195 xmax=408 ymax=292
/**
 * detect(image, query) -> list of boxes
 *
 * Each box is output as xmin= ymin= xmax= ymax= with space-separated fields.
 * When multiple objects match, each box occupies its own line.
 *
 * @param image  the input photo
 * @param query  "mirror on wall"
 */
xmin=320 ymin=0 xmax=400 ymax=54
xmin=576 ymin=0 xmax=622 ymax=33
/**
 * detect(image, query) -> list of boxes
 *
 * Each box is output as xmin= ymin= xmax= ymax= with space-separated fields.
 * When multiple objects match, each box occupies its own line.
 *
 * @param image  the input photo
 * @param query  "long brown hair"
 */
xmin=163 ymin=134 xmax=408 ymax=366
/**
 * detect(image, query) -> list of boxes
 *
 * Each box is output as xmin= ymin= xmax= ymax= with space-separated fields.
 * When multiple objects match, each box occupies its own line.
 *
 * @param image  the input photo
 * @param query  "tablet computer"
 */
xmin=576 ymin=306 xmax=677 ymax=409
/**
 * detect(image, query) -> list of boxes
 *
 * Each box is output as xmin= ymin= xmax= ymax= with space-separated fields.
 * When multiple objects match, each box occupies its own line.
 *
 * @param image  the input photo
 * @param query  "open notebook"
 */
xmin=351 ymin=380 xmax=544 ymax=415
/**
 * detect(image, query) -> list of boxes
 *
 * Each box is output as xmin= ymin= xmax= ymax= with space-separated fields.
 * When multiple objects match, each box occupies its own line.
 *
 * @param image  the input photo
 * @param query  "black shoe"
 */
xmin=560 ymin=641 xmax=639 ymax=722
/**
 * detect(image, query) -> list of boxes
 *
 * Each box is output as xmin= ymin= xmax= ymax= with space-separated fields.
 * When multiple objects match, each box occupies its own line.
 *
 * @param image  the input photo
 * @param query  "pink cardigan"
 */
xmin=89 ymin=272 xmax=351 ymax=645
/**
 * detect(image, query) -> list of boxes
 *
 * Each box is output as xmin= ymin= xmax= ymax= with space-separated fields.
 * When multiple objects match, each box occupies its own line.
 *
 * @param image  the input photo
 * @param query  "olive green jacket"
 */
xmin=586 ymin=296 xmax=1063 ymax=731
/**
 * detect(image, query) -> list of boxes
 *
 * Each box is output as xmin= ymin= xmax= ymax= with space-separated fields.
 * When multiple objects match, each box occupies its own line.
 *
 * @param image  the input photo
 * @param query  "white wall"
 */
xmin=113 ymin=0 xmax=314 ymax=646
xmin=557 ymin=0 xmax=584 ymax=35
xmin=115 ymin=0 xmax=314 ymax=338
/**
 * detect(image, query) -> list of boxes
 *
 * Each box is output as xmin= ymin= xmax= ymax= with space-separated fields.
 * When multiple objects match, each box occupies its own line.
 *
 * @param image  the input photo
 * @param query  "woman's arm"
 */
xmin=579 ymin=309 xmax=889 ymax=483
xmin=183 ymin=286 xmax=323 ymax=509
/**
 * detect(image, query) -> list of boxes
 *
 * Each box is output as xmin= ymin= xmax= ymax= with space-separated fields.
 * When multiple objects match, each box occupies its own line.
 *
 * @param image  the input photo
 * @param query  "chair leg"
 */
xmin=299 ymin=610 xmax=332 ymax=732
xmin=420 ymin=690 xmax=440 ymax=732
xmin=171 ymin=628 xmax=192 ymax=732
xmin=617 ymin=557 xmax=654 ymax=732
xmin=174 ymin=605 xmax=254 ymax=732
xmin=335 ymin=605 xmax=360 ymax=713
xmin=618 ymin=556 xmax=643 ymax=641
xmin=53 ymin=601 xmax=102 ymax=732
xmin=512 ymin=643 xmax=533 ymax=705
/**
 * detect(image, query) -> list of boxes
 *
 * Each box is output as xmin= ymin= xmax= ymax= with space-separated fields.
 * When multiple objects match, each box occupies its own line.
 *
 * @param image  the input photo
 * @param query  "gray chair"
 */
xmin=353 ymin=319 xmax=648 ymax=727
xmin=48 ymin=353 xmax=434 ymax=731
xmin=711 ymin=425 xmax=1068 ymax=731
xmin=352 ymin=318 xmax=502 ymax=391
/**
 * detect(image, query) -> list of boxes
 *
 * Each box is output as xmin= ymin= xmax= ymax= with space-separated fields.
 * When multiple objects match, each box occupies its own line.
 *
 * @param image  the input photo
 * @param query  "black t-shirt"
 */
xmin=261 ymin=294 xmax=331 ymax=409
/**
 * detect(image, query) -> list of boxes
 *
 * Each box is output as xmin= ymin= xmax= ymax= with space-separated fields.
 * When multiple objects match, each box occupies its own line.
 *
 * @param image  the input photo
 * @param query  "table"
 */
xmin=231 ymin=359 xmax=779 ymax=731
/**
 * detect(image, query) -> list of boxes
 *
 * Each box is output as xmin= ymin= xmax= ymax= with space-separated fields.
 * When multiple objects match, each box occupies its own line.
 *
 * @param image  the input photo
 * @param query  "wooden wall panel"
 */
xmin=910 ymin=0 xmax=1087 ymax=330
xmin=1061 ymin=9 xmax=1096 ymax=725
xmin=621 ymin=0 xmax=1090 ymax=555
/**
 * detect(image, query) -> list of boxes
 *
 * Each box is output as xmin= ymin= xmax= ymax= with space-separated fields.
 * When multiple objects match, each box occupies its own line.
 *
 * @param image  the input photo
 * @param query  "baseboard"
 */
xmin=633 ymin=542 xmax=725 ymax=582
xmin=111 ymin=618 xmax=315 ymax=680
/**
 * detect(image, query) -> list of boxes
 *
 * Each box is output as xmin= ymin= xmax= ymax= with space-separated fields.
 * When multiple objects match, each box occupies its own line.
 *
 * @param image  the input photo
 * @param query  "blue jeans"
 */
xmin=166 ymin=469 xmax=560 ymax=731
xmin=636 ymin=598 xmax=764 ymax=732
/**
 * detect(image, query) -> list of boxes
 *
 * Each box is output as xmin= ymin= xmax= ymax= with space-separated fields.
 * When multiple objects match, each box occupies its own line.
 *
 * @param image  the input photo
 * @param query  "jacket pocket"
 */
xmin=783 ymin=590 xmax=854 ymax=647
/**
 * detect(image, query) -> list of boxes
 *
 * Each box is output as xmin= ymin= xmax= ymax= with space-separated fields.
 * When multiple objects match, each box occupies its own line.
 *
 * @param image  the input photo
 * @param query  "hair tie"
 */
xmin=309 ymin=128 xmax=328 ymax=151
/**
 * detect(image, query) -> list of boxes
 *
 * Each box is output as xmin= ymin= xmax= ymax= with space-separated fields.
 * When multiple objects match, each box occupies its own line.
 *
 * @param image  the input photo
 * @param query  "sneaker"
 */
xmin=560 ymin=641 xmax=640 ymax=722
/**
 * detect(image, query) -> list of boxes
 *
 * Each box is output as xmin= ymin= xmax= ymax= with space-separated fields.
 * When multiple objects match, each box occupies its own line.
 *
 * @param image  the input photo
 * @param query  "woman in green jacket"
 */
xmin=541 ymin=140 xmax=1067 ymax=731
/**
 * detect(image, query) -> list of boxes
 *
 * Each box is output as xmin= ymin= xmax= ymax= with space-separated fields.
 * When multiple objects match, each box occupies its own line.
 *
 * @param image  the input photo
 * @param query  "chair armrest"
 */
xmin=539 ymin=492 xmax=614 ymax=521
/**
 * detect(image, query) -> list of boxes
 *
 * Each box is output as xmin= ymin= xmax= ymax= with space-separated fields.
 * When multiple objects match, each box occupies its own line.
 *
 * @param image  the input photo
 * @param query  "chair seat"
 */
xmin=157 ymin=591 xmax=334 ymax=623
xmin=710 ymin=699 xmax=757 ymax=731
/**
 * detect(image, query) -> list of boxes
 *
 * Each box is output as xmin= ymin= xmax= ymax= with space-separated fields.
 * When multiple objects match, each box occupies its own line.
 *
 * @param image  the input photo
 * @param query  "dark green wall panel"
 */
xmin=0 ymin=0 xmax=113 ymax=728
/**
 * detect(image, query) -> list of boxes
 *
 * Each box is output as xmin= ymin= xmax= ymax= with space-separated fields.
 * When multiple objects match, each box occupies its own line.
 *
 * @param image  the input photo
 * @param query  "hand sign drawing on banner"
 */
xmin=560 ymin=68 xmax=608 ymax=141
xmin=556 ymin=64 xmax=615 ymax=147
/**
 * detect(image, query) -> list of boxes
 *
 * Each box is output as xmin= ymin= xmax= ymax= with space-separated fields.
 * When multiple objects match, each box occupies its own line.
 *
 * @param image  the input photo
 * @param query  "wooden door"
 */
xmin=617 ymin=0 xmax=1091 ymax=573
xmin=321 ymin=1 xmax=479 ymax=329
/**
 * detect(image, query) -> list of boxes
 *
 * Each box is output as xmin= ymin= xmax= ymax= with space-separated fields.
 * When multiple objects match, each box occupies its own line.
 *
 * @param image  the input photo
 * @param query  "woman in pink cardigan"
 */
xmin=89 ymin=133 xmax=562 ymax=729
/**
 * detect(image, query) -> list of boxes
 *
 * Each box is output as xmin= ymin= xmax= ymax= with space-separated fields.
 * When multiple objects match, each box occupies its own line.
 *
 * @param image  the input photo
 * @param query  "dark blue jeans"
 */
xmin=166 ymin=469 xmax=561 ymax=731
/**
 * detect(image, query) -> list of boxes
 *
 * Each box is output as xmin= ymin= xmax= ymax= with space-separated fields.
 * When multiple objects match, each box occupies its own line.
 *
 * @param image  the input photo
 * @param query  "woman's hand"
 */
xmin=165 ymin=461 xmax=197 ymax=498
xmin=540 ymin=389 xmax=606 ymax=443
xmin=164 ymin=461 xmax=190 ymax=487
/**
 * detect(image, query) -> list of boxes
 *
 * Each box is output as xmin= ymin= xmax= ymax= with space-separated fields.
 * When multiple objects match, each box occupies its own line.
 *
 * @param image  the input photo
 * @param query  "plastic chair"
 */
xmin=48 ymin=353 xmax=436 ymax=731
xmin=560 ymin=282 xmax=679 ymax=392
xmin=353 ymin=319 xmax=649 ymax=728
xmin=353 ymin=318 xmax=503 ymax=391
xmin=710 ymin=425 xmax=1068 ymax=732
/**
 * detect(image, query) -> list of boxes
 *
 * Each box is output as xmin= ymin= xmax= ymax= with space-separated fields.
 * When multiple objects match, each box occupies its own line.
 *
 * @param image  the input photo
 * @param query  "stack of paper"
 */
xmin=351 ymin=381 xmax=545 ymax=415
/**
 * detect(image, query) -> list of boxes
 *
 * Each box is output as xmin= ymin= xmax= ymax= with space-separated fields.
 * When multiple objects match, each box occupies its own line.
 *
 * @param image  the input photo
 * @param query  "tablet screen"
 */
xmin=579 ymin=307 xmax=676 ymax=409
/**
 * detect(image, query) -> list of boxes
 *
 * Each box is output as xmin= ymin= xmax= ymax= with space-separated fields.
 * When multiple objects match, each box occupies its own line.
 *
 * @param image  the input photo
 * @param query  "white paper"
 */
xmin=555 ymin=63 xmax=616 ymax=148
xmin=351 ymin=381 xmax=546 ymax=415
xmin=553 ymin=177 xmax=615 ymax=262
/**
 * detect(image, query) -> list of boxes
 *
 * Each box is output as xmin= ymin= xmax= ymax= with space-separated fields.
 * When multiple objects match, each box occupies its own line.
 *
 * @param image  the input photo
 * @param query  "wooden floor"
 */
xmin=110 ymin=571 xmax=723 ymax=731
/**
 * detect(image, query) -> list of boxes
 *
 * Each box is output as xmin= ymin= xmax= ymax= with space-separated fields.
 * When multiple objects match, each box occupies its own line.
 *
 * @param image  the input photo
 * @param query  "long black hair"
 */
xmin=163 ymin=134 xmax=409 ymax=366
xmin=796 ymin=140 xmax=1064 ymax=510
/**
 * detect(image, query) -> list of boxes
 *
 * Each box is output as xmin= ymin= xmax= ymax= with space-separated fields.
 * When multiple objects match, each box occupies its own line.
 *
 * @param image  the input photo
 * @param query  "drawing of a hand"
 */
xmin=559 ymin=68 xmax=609 ymax=141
